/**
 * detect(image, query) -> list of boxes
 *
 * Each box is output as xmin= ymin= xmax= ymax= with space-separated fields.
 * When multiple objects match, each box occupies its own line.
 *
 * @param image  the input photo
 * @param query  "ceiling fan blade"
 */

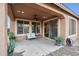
xmin=32 ymin=14 xmax=42 ymax=20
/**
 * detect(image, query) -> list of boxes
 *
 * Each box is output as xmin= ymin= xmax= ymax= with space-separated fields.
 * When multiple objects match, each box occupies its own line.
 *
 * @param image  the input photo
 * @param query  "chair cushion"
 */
xmin=27 ymin=33 xmax=36 ymax=39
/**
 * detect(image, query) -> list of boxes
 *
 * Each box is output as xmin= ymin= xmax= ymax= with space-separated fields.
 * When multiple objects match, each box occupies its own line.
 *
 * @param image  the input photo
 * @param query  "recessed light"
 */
xmin=22 ymin=11 xmax=24 ymax=14
xmin=17 ymin=10 xmax=21 ymax=13
xmin=43 ymin=16 xmax=47 ymax=19
xmin=17 ymin=10 xmax=24 ymax=14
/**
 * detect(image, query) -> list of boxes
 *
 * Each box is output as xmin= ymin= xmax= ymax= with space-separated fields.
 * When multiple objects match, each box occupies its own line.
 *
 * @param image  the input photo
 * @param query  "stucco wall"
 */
xmin=0 ymin=3 xmax=7 ymax=56
xmin=65 ymin=15 xmax=78 ymax=44
xmin=60 ymin=18 xmax=66 ymax=39
xmin=59 ymin=15 xmax=78 ymax=45
xmin=40 ymin=21 xmax=43 ymax=37
xmin=77 ymin=20 xmax=79 ymax=39
xmin=15 ymin=35 xmax=27 ymax=41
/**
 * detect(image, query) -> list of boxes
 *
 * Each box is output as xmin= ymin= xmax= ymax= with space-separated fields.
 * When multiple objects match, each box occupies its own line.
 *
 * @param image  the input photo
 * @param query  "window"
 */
xmin=32 ymin=22 xmax=40 ymax=33
xmin=69 ymin=19 xmax=76 ymax=35
xmin=17 ymin=20 xmax=29 ymax=34
xmin=37 ymin=23 xmax=40 ymax=33
xmin=17 ymin=20 xmax=23 ymax=34
xmin=6 ymin=16 xmax=10 ymax=32
xmin=23 ymin=21 xmax=29 ymax=34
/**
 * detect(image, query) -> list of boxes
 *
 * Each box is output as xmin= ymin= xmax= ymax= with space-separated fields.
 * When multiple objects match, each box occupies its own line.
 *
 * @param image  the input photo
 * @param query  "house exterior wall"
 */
xmin=15 ymin=35 xmax=27 ymax=41
xmin=64 ymin=15 xmax=78 ymax=44
xmin=0 ymin=3 xmax=7 ymax=56
xmin=77 ymin=19 xmax=79 ymax=39
xmin=8 ymin=5 xmax=25 ymax=41
xmin=57 ymin=14 xmax=77 ymax=45
xmin=59 ymin=18 xmax=66 ymax=44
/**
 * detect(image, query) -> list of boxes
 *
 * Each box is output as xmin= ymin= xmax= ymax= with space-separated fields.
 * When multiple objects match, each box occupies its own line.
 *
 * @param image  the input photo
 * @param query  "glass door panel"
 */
xmin=32 ymin=22 xmax=40 ymax=34
xmin=44 ymin=19 xmax=58 ymax=39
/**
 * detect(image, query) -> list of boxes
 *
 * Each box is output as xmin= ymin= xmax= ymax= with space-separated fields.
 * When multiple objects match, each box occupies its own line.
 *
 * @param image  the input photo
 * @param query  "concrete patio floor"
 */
xmin=13 ymin=38 xmax=63 ymax=56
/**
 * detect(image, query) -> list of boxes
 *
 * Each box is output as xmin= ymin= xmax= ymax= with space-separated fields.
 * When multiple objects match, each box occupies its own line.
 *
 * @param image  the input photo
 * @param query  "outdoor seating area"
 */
xmin=26 ymin=33 xmax=37 ymax=39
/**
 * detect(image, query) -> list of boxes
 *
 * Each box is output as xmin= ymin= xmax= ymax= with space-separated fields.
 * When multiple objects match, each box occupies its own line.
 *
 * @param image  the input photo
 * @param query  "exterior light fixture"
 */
xmin=17 ymin=10 xmax=24 ymax=14
xmin=17 ymin=10 xmax=21 ymax=13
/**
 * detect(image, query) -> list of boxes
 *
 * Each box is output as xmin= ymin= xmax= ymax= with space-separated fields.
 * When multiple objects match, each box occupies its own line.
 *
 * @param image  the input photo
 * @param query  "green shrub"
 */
xmin=8 ymin=32 xmax=14 ymax=40
xmin=8 ymin=39 xmax=15 ymax=56
xmin=54 ymin=36 xmax=64 ymax=45
xmin=7 ymin=32 xmax=15 ymax=56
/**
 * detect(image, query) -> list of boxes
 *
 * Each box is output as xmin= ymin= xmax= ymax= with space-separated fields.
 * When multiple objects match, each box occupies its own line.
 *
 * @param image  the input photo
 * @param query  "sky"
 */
xmin=64 ymin=3 xmax=79 ymax=15
xmin=7 ymin=16 xmax=10 ymax=28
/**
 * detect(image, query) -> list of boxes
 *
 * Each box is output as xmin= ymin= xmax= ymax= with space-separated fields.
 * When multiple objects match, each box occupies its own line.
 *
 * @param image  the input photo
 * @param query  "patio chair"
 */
xmin=26 ymin=33 xmax=36 ymax=40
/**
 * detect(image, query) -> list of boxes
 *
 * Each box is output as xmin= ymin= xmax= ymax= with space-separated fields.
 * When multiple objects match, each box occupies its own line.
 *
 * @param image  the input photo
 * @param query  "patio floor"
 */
xmin=13 ymin=38 xmax=63 ymax=56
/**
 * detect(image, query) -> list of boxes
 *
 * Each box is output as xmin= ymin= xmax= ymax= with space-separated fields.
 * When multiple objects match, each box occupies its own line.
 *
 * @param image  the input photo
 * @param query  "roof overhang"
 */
xmin=8 ymin=3 xmax=65 ymax=21
xmin=54 ymin=3 xmax=79 ymax=19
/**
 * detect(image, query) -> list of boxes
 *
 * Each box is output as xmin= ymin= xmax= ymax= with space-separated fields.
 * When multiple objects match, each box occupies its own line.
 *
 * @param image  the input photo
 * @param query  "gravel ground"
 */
xmin=13 ymin=46 xmax=79 ymax=56
xmin=47 ymin=40 xmax=79 ymax=56
xmin=47 ymin=46 xmax=79 ymax=56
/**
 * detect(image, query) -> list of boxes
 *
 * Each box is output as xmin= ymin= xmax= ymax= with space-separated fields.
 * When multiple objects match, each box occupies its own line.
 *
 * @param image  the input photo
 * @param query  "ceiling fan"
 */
xmin=32 ymin=14 xmax=37 ymax=20
xmin=32 ymin=14 xmax=40 ymax=20
xmin=32 ymin=14 xmax=47 ymax=21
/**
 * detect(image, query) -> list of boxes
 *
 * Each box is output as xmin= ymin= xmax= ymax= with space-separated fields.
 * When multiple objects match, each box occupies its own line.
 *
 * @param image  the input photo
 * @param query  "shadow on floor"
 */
xmin=13 ymin=50 xmax=25 ymax=56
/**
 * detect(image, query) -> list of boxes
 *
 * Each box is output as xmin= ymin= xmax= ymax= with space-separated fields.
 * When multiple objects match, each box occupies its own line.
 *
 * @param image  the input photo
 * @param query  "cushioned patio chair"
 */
xmin=26 ymin=33 xmax=36 ymax=40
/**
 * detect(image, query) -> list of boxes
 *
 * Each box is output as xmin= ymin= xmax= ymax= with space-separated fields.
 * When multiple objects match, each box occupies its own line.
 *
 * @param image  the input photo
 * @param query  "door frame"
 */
xmin=43 ymin=17 xmax=60 ymax=39
xmin=31 ymin=21 xmax=41 ymax=35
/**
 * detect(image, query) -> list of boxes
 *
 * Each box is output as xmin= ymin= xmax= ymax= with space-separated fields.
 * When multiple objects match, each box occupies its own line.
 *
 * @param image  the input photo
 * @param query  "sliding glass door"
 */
xmin=32 ymin=22 xmax=40 ymax=34
xmin=44 ymin=19 xmax=58 ymax=39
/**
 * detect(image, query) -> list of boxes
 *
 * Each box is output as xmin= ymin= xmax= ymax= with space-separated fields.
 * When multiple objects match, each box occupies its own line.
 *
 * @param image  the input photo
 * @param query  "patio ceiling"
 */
xmin=9 ymin=3 xmax=63 ymax=21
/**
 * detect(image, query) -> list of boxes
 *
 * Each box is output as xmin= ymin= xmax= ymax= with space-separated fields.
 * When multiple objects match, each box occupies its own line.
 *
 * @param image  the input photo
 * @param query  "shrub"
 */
xmin=54 ymin=36 xmax=64 ymax=45
xmin=7 ymin=32 xmax=15 ymax=56
xmin=8 ymin=39 xmax=15 ymax=56
xmin=8 ymin=32 xmax=14 ymax=40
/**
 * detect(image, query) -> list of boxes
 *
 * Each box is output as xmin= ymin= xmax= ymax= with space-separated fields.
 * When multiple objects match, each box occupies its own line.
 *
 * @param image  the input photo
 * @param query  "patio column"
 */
xmin=77 ymin=20 xmax=79 ymax=39
xmin=59 ymin=17 xmax=66 ymax=45
xmin=0 ymin=3 xmax=7 ymax=56
xmin=29 ymin=20 xmax=32 ymax=34
xmin=40 ymin=21 xmax=43 ymax=37
xmin=8 ymin=4 xmax=15 ymax=33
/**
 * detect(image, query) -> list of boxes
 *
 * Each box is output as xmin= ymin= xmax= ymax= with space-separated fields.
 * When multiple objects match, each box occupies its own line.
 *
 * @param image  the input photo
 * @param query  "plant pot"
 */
xmin=8 ymin=40 xmax=15 ymax=56
xmin=8 ymin=51 xmax=13 ymax=56
xmin=55 ymin=42 xmax=62 ymax=46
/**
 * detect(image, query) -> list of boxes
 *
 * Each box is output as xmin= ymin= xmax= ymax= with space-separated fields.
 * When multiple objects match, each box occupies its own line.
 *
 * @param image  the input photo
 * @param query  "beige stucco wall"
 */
xmin=60 ymin=18 xmax=66 ymax=38
xmin=15 ymin=35 xmax=27 ymax=41
xmin=8 ymin=4 xmax=15 ymax=33
xmin=64 ymin=15 xmax=78 ymax=44
xmin=77 ymin=19 xmax=79 ymax=39
xmin=0 ymin=3 xmax=7 ymax=56
xmin=58 ymin=14 xmax=78 ymax=45
xmin=40 ymin=21 xmax=43 ymax=37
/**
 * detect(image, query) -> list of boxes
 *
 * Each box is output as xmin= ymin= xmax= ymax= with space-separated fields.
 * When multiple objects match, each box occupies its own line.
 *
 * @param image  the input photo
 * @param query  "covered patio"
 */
xmin=8 ymin=3 xmax=65 ymax=41
xmin=0 ymin=3 xmax=79 ymax=56
xmin=13 ymin=38 xmax=62 ymax=56
xmin=8 ymin=3 xmax=65 ymax=56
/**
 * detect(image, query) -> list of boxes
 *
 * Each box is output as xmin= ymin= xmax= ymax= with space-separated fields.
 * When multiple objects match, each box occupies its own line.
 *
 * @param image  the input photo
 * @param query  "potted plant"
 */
xmin=7 ymin=32 xmax=15 ymax=56
xmin=54 ymin=36 xmax=64 ymax=46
